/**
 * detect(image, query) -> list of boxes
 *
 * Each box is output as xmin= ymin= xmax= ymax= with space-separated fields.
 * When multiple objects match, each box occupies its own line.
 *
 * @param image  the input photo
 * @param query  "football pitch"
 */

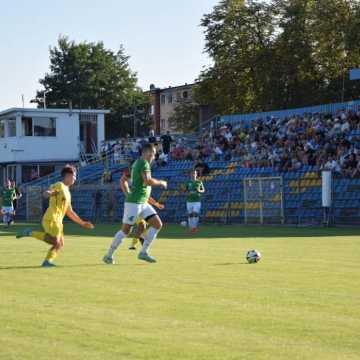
xmin=0 ymin=223 xmax=359 ymax=360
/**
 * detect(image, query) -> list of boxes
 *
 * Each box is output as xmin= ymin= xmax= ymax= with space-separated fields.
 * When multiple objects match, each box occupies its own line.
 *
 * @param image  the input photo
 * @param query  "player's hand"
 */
xmin=160 ymin=180 xmax=167 ymax=189
xmin=82 ymin=221 xmax=95 ymax=229
xmin=157 ymin=203 xmax=165 ymax=210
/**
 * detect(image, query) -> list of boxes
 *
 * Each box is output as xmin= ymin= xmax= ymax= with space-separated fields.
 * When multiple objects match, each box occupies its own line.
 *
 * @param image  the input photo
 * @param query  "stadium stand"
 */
xmin=17 ymin=100 xmax=360 ymax=226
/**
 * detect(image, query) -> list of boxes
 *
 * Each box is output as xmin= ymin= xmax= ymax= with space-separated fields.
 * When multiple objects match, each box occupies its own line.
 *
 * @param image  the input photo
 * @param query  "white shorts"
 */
xmin=1 ymin=206 xmax=14 ymax=215
xmin=187 ymin=202 xmax=201 ymax=214
xmin=122 ymin=202 xmax=157 ymax=225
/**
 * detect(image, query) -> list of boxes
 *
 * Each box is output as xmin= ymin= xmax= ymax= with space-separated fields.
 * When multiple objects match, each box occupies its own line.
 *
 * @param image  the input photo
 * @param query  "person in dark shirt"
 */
xmin=161 ymin=131 xmax=173 ymax=155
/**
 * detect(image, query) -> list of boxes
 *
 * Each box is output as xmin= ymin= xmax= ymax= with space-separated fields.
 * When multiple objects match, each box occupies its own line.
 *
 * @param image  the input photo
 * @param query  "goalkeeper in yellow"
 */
xmin=119 ymin=166 xmax=164 ymax=251
xmin=16 ymin=165 xmax=94 ymax=267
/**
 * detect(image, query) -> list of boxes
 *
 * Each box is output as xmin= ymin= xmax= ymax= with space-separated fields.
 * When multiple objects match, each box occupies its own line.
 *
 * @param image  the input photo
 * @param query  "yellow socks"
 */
xmin=45 ymin=249 xmax=58 ymax=263
xmin=32 ymin=231 xmax=45 ymax=241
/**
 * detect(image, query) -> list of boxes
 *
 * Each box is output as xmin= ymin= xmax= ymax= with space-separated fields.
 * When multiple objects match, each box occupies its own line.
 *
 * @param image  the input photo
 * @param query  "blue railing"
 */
xmin=220 ymin=99 xmax=360 ymax=126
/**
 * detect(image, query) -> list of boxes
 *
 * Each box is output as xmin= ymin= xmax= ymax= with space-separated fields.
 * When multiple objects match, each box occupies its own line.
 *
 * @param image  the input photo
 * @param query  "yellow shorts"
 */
xmin=132 ymin=218 xmax=148 ymax=238
xmin=42 ymin=220 xmax=64 ymax=238
xmin=135 ymin=218 xmax=147 ymax=227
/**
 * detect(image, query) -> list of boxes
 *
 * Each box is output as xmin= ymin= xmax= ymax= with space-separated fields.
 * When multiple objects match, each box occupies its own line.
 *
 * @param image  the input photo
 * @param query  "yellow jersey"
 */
xmin=43 ymin=182 xmax=71 ymax=224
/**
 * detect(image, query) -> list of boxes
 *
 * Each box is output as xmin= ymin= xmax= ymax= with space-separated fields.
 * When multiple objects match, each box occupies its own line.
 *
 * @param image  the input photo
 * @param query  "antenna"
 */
xmin=21 ymin=94 xmax=25 ymax=108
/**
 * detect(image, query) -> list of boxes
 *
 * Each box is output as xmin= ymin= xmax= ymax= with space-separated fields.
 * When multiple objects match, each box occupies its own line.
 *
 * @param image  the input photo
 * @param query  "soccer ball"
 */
xmin=246 ymin=249 xmax=261 ymax=264
xmin=180 ymin=220 xmax=187 ymax=227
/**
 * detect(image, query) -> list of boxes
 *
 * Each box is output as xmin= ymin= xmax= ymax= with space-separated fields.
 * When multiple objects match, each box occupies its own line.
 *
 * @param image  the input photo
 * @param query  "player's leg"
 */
xmin=192 ymin=202 xmax=201 ymax=232
xmin=129 ymin=237 xmax=138 ymax=250
xmin=129 ymin=220 xmax=145 ymax=250
xmin=42 ymin=235 xmax=64 ymax=267
xmin=16 ymin=221 xmax=63 ymax=266
xmin=1 ymin=208 xmax=5 ymax=225
xmin=41 ymin=222 xmax=64 ymax=266
xmin=103 ymin=203 xmax=138 ymax=264
xmin=186 ymin=202 xmax=194 ymax=230
xmin=138 ymin=205 xmax=161 ymax=263
xmin=2 ymin=207 xmax=11 ymax=227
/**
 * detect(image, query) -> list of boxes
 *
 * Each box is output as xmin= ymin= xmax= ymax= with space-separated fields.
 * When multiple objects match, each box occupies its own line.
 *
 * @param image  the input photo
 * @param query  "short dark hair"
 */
xmin=141 ymin=143 xmax=156 ymax=154
xmin=61 ymin=164 xmax=76 ymax=177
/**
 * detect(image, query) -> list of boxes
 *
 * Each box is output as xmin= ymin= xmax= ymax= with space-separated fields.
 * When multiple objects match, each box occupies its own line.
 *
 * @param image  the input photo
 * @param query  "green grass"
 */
xmin=0 ymin=223 xmax=360 ymax=360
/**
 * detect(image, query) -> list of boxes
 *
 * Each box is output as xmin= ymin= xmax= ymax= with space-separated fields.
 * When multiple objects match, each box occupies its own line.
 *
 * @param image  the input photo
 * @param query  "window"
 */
xmin=161 ymin=119 xmax=166 ymax=130
xmin=39 ymin=165 xmax=55 ymax=177
xmin=22 ymin=117 xmax=32 ymax=136
xmin=7 ymin=118 xmax=16 ymax=137
xmin=22 ymin=117 xmax=56 ymax=136
xmin=183 ymin=91 xmax=188 ymax=99
xmin=33 ymin=117 xmax=56 ymax=136
xmin=0 ymin=120 xmax=4 ymax=138
xmin=167 ymin=94 xmax=173 ymax=104
xmin=161 ymin=95 xmax=166 ymax=104
xmin=22 ymin=164 xmax=55 ymax=183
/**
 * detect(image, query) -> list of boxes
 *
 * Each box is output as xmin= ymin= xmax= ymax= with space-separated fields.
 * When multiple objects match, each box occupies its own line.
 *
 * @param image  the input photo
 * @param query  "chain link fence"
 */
xmin=16 ymin=172 xmax=360 ymax=226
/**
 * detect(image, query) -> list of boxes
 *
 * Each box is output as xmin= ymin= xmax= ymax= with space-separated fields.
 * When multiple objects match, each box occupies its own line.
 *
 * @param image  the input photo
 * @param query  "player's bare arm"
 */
xmin=142 ymin=171 xmax=167 ymax=189
xmin=120 ymin=174 xmax=131 ymax=196
xmin=148 ymin=197 xmax=164 ymax=209
xmin=43 ymin=189 xmax=59 ymax=198
xmin=66 ymin=205 xmax=94 ymax=229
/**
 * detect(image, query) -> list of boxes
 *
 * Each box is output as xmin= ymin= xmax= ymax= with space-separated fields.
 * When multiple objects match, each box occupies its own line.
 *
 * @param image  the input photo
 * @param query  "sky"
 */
xmin=0 ymin=0 xmax=218 ymax=109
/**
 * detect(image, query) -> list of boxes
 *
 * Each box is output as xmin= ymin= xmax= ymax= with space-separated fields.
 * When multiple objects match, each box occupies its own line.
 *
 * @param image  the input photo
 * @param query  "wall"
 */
xmin=0 ymin=111 xmax=80 ymax=163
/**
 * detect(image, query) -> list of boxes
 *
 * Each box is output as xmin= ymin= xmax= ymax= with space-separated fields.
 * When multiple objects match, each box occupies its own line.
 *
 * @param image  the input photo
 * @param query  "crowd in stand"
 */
xmin=170 ymin=109 xmax=360 ymax=177
xmin=98 ymin=108 xmax=360 ymax=178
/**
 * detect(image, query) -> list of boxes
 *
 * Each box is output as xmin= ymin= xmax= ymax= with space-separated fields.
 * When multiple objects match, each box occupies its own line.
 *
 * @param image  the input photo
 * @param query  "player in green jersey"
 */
xmin=103 ymin=143 xmax=167 ymax=264
xmin=1 ymin=179 xmax=17 ymax=227
xmin=184 ymin=169 xmax=205 ymax=233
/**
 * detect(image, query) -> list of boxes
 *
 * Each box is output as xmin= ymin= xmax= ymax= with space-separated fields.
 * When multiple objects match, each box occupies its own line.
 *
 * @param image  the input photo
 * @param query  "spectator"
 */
xmin=101 ymin=170 xmax=113 ymax=184
xmin=161 ymin=131 xmax=173 ymax=155
xmin=157 ymin=151 xmax=169 ymax=167
xmin=148 ymin=129 xmax=156 ymax=144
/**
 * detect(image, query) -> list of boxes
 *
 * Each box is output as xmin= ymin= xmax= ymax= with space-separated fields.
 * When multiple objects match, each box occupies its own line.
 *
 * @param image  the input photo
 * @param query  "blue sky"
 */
xmin=0 ymin=0 xmax=218 ymax=109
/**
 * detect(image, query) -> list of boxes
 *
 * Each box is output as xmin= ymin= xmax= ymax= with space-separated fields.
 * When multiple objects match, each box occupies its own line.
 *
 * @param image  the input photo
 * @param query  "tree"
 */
xmin=195 ymin=0 xmax=276 ymax=114
xmin=168 ymin=100 xmax=200 ymax=133
xmin=195 ymin=0 xmax=360 ymax=116
xmin=35 ymin=36 xmax=149 ymax=138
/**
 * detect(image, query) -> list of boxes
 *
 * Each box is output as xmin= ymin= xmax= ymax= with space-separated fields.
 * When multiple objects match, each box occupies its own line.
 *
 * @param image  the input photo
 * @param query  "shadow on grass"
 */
xmin=213 ymin=262 xmax=249 ymax=266
xmin=1 ymin=223 xmax=360 ymax=239
xmin=0 ymin=263 xmax=147 ymax=271
xmin=0 ymin=264 xmax=102 ymax=271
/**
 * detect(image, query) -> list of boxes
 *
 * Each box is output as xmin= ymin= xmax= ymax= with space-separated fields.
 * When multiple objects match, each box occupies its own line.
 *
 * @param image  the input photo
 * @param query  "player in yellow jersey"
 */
xmin=16 ymin=165 xmax=94 ymax=267
xmin=119 ymin=164 xmax=164 ymax=251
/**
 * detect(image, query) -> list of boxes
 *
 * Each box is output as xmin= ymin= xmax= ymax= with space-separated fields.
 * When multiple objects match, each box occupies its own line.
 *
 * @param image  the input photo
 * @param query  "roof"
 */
xmin=0 ymin=107 xmax=111 ymax=117
xmin=145 ymin=82 xmax=196 ymax=94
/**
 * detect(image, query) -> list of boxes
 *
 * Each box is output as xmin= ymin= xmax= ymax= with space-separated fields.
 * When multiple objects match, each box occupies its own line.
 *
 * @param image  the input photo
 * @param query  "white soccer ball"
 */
xmin=180 ymin=220 xmax=187 ymax=227
xmin=246 ymin=249 xmax=261 ymax=264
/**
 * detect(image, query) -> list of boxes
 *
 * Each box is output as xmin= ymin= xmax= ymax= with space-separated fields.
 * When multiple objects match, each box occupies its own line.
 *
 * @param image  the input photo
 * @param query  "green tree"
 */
xmin=168 ymin=100 xmax=200 ymax=133
xmin=35 ymin=36 xmax=148 ymax=138
xmin=196 ymin=0 xmax=276 ymax=114
xmin=196 ymin=0 xmax=360 ymax=116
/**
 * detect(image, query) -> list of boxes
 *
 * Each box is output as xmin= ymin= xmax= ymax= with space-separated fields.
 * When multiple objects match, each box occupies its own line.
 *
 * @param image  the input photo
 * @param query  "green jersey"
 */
xmin=126 ymin=158 xmax=151 ymax=204
xmin=1 ymin=188 xmax=16 ymax=207
xmin=186 ymin=180 xmax=204 ymax=202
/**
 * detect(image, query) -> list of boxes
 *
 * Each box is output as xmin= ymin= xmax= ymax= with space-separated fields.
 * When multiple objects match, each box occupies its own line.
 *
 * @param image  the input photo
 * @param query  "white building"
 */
xmin=0 ymin=107 xmax=110 ymax=184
